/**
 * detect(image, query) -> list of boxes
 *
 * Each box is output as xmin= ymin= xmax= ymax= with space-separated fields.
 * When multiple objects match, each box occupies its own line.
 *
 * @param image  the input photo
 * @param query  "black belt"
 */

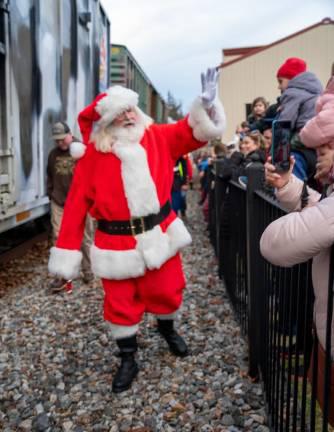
xmin=97 ymin=201 xmax=171 ymax=236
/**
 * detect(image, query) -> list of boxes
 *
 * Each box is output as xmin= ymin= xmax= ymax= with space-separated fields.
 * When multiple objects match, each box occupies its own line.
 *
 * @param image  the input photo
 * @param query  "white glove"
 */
xmin=200 ymin=67 xmax=218 ymax=109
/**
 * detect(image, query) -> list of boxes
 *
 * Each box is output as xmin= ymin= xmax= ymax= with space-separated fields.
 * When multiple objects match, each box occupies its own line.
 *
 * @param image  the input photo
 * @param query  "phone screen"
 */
xmin=271 ymin=121 xmax=291 ymax=172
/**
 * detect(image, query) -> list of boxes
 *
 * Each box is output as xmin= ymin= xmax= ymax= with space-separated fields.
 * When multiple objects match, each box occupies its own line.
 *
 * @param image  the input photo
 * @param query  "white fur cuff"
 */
xmin=188 ymin=97 xmax=226 ymax=142
xmin=48 ymin=247 xmax=83 ymax=280
xmin=166 ymin=218 xmax=192 ymax=256
xmin=155 ymin=307 xmax=181 ymax=320
xmin=109 ymin=323 xmax=139 ymax=340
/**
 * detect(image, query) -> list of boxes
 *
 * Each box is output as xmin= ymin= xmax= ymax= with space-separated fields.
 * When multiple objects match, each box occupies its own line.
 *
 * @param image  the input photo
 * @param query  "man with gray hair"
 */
xmin=48 ymin=68 xmax=226 ymax=393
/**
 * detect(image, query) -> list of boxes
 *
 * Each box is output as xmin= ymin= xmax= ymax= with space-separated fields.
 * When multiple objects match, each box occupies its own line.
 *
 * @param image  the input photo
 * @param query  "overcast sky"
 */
xmin=100 ymin=0 xmax=333 ymax=111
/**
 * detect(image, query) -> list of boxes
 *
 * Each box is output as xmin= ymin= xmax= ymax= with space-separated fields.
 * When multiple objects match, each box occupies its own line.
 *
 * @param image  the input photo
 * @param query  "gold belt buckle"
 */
xmin=130 ymin=217 xmax=146 ymax=236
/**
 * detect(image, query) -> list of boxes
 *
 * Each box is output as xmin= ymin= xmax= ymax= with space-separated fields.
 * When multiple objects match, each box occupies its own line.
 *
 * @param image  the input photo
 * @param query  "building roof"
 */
xmin=219 ymin=17 xmax=334 ymax=69
xmin=224 ymin=46 xmax=263 ymax=57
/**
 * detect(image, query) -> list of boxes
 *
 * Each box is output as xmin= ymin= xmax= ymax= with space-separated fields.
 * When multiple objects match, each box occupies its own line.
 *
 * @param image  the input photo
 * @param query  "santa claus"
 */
xmin=48 ymin=68 xmax=225 ymax=393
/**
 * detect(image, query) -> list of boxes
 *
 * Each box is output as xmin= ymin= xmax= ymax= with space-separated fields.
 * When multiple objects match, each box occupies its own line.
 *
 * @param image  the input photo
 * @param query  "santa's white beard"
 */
xmin=93 ymin=116 xmax=146 ymax=153
xmin=110 ymin=121 xmax=146 ymax=145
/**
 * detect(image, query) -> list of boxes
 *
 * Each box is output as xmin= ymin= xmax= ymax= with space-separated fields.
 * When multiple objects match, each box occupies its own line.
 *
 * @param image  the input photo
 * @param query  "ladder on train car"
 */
xmin=0 ymin=0 xmax=13 ymax=215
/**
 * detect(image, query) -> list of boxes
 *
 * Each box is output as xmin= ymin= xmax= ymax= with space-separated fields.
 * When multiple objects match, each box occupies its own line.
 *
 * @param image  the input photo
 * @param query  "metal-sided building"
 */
xmin=0 ymin=0 xmax=110 ymax=233
xmin=218 ymin=18 xmax=334 ymax=142
xmin=111 ymin=44 xmax=167 ymax=123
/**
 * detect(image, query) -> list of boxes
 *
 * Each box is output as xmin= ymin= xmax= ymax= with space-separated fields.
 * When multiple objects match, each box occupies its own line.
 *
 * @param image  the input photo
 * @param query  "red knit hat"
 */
xmin=78 ymin=86 xmax=139 ymax=145
xmin=276 ymin=57 xmax=307 ymax=80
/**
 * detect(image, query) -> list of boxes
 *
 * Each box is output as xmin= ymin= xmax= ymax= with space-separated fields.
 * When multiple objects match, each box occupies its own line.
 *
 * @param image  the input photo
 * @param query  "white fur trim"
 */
xmin=90 ymin=245 xmax=145 ymax=280
xmin=48 ymin=247 xmax=82 ymax=280
xmin=136 ymin=225 xmax=171 ymax=270
xmin=70 ymin=141 xmax=86 ymax=159
xmin=188 ymin=97 xmax=226 ymax=142
xmin=166 ymin=218 xmax=192 ymax=256
xmin=96 ymin=86 xmax=139 ymax=126
xmin=155 ymin=306 xmax=181 ymax=320
xmin=109 ymin=323 xmax=139 ymax=340
xmin=112 ymin=142 xmax=160 ymax=217
xmin=91 ymin=219 xmax=192 ymax=280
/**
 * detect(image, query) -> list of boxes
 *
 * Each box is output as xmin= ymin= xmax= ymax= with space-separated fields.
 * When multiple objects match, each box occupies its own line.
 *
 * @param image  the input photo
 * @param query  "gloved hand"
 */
xmin=200 ymin=67 xmax=218 ymax=109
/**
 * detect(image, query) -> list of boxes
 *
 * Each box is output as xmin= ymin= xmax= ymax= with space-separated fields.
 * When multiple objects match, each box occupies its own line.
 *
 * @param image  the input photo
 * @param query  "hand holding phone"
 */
xmin=265 ymin=156 xmax=295 ymax=189
xmin=271 ymin=120 xmax=291 ymax=173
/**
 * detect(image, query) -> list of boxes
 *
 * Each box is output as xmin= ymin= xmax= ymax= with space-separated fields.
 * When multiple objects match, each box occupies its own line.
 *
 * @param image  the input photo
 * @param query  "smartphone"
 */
xmin=271 ymin=120 xmax=291 ymax=172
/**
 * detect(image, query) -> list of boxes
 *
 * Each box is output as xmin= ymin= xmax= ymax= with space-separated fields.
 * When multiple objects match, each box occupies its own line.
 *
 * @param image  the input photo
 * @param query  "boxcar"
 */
xmin=0 ymin=0 xmax=110 ymax=233
xmin=111 ymin=44 xmax=167 ymax=123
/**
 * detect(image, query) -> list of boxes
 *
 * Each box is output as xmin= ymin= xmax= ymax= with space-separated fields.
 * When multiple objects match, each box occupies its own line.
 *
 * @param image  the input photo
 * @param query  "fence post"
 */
xmin=214 ymin=159 xmax=227 ymax=277
xmin=246 ymin=163 xmax=265 ymax=379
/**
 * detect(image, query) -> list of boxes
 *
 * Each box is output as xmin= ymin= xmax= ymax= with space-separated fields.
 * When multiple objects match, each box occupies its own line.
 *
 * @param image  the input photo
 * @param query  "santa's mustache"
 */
xmin=123 ymin=120 xmax=136 ymax=127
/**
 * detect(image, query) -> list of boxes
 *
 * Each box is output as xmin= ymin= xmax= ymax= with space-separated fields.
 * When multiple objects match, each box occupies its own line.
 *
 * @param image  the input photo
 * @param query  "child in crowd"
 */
xmin=247 ymin=97 xmax=268 ymax=129
xmin=276 ymin=57 xmax=323 ymax=183
xmin=171 ymin=156 xmax=189 ymax=218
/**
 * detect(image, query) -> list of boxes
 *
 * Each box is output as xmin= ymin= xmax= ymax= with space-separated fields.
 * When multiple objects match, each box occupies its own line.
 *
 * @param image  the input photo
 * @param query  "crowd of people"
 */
xmin=194 ymin=57 xmax=334 ymax=422
xmin=196 ymin=57 xmax=324 ymax=199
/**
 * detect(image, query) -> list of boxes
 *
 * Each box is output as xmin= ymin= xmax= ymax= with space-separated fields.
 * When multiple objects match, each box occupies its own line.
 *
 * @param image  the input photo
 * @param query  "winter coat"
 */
xmin=300 ymin=76 xmax=334 ymax=149
xmin=216 ymin=151 xmax=244 ymax=181
xmin=260 ymin=174 xmax=334 ymax=358
xmin=48 ymin=98 xmax=226 ymax=282
xmin=247 ymin=113 xmax=264 ymax=130
xmin=278 ymin=71 xmax=323 ymax=132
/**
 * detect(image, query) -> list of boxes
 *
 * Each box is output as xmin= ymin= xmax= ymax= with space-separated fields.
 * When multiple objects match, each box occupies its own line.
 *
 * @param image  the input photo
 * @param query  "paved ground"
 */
xmin=0 ymin=190 xmax=268 ymax=432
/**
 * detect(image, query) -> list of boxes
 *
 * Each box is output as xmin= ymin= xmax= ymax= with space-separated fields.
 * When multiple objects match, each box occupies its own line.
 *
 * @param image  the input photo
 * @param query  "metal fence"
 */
xmin=209 ymin=160 xmax=334 ymax=431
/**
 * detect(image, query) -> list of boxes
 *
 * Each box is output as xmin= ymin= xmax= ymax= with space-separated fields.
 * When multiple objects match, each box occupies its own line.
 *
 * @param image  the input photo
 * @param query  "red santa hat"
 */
xmin=276 ymin=57 xmax=307 ymax=80
xmin=77 ymin=86 xmax=139 ymax=147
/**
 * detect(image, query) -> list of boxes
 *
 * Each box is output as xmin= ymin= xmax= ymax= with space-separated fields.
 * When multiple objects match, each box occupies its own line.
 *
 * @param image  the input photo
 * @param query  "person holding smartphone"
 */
xmin=275 ymin=57 xmax=323 ymax=184
xmin=262 ymin=76 xmax=334 ymax=425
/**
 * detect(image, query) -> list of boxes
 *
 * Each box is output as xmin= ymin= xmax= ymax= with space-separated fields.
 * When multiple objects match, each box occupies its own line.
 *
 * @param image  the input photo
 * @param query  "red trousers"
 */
xmin=102 ymin=254 xmax=185 ymax=326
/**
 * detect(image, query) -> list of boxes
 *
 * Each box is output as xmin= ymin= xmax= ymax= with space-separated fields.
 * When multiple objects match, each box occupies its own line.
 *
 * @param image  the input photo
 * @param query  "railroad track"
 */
xmin=0 ymin=218 xmax=50 ymax=265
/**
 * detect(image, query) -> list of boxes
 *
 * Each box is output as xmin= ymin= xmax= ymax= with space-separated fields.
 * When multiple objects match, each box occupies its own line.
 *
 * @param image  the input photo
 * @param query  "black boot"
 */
xmin=112 ymin=335 xmax=139 ymax=393
xmin=157 ymin=319 xmax=189 ymax=357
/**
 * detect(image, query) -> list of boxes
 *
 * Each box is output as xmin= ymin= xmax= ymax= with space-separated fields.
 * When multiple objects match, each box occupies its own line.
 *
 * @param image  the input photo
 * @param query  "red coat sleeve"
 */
xmin=48 ymin=150 xmax=93 ymax=280
xmin=157 ymin=117 xmax=205 ymax=161
xmin=56 ymin=154 xmax=92 ymax=250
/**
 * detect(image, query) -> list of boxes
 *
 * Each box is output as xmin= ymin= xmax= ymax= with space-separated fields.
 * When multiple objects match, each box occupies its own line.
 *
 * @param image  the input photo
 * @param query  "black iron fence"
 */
xmin=209 ymin=161 xmax=334 ymax=431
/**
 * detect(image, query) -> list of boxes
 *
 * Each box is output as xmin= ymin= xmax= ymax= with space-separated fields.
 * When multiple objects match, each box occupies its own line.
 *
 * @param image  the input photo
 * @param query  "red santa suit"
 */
xmin=49 ymin=85 xmax=225 ymax=339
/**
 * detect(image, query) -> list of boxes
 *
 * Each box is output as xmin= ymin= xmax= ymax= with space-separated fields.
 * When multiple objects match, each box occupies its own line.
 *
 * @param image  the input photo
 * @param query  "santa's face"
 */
xmin=93 ymin=107 xmax=150 ymax=153
xmin=112 ymin=108 xmax=138 ymax=128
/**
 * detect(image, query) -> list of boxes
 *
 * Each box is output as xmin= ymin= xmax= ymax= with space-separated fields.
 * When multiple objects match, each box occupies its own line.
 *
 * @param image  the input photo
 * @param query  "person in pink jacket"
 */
xmin=260 ymin=76 xmax=334 ymax=423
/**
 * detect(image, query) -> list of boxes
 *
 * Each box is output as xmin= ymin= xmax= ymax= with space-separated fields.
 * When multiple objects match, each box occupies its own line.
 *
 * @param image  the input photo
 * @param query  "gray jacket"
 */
xmin=278 ymin=72 xmax=323 ymax=131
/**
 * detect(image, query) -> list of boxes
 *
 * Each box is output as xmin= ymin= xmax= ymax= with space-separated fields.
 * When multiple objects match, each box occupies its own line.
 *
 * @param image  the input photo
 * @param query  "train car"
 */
xmin=110 ymin=44 xmax=167 ymax=123
xmin=0 ymin=0 xmax=110 ymax=233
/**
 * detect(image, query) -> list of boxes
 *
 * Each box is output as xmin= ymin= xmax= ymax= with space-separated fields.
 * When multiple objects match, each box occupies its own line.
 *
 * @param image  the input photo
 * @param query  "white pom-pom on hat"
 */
xmin=70 ymin=141 xmax=86 ymax=159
